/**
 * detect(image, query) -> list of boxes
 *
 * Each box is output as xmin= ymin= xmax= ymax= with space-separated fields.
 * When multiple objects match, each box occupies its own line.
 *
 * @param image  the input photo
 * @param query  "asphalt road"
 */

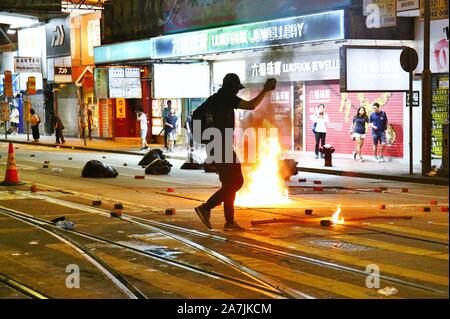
xmin=0 ymin=143 xmax=448 ymax=299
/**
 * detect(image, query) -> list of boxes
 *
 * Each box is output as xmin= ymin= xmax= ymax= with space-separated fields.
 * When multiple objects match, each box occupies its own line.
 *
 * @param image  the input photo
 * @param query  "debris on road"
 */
xmin=377 ymin=287 xmax=398 ymax=296
xmin=81 ymin=160 xmax=118 ymax=178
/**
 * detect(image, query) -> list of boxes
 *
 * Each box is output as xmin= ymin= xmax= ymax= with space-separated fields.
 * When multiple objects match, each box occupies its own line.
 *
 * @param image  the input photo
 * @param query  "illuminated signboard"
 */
xmin=152 ymin=10 xmax=344 ymax=59
xmin=340 ymin=46 xmax=410 ymax=92
xmin=108 ymin=67 xmax=142 ymax=99
xmin=94 ymin=39 xmax=152 ymax=64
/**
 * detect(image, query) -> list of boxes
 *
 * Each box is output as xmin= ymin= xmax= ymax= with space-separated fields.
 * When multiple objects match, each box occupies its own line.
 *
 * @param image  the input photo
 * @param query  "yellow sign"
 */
xmin=4 ymin=71 xmax=13 ymax=97
xmin=420 ymin=0 xmax=449 ymax=20
xmin=24 ymin=100 xmax=31 ymax=122
xmin=116 ymin=98 xmax=126 ymax=118
xmin=27 ymin=76 xmax=36 ymax=95
xmin=1 ymin=102 xmax=9 ymax=121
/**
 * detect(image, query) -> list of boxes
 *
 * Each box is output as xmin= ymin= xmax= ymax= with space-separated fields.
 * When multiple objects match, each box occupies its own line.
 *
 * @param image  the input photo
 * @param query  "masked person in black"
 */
xmin=194 ymin=73 xmax=277 ymax=231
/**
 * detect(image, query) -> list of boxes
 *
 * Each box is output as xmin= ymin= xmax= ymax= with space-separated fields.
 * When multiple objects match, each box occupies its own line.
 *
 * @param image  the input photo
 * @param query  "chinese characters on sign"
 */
xmin=108 ymin=67 xmax=142 ymax=99
xmin=153 ymin=11 xmax=344 ymax=59
xmin=420 ymin=0 xmax=449 ymax=20
xmin=363 ymin=0 xmax=397 ymax=28
xmin=3 ymin=71 xmax=13 ymax=97
xmin=431 ymin=76 xmax=449 ymax=159
xmin=116 ymin=98 xmax=126 ymax=119
xmin=14 ymin=57 xmax=42 ymax=73
xmin=246 ymin=52 xmax=340 ymax=83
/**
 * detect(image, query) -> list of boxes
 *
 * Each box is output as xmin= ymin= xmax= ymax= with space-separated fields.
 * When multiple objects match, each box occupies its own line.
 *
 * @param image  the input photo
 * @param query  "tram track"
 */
xmin=0 ymin=205 xmax=298 ymax=299
xmin=11 ymin=192 xmax=449 ymax=297
xmin=0 ymin=272 xmax=49 ymax=299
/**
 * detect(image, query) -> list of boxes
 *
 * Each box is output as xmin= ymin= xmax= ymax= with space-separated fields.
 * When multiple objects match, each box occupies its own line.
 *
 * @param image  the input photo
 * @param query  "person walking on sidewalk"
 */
xmin=350 ymin=106 xmax=369 ymax=162
xmin=54 ymin=114 xmax=65 ymax=144
xmin=164 ymin=107 xmax=178 ymax=152
xmin=163 ymin=100 xmax=172 ymax=150
xmin=369 ymin=102 xmax=388 ymax=162
xmin=30 ymin=108 xmax=40 ymax=142
xmin=194 ymin=73 xmax=277 ymax=231
xmin=136 ymin=109 xmax=149 ymax=151
xmin=311 ymin=104 xmax=329 ymax=159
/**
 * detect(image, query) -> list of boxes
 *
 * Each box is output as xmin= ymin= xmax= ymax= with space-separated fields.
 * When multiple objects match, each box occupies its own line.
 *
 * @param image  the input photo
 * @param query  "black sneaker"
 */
xmin=223 ymin=221 xmax=245 ymax=231
xmin=195 ymin=205 xmax=212 ymax=229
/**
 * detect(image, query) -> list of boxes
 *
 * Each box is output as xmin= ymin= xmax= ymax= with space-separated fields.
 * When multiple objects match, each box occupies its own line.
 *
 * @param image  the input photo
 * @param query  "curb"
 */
xmin=298 ymin=166 xmax=449 ymax=186
xmin=2 ymin=139 xmax=447 ymax=185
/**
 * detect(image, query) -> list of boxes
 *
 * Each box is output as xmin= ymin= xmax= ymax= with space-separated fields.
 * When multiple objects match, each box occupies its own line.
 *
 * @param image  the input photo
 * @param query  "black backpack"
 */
xmin=192 ymin=98 xmax=214 ymax=144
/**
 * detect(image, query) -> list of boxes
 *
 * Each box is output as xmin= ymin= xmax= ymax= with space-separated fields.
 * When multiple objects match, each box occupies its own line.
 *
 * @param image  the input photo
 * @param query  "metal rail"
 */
xmin=19 ymin=192 xmax=448 ymax=296
xmin=0 ymin=205 xmax=289 ymax=299
xmin=0 ymin=272 xmax=49 ymax=299
xmin=0 ymin=207 xmax=147 ymax=299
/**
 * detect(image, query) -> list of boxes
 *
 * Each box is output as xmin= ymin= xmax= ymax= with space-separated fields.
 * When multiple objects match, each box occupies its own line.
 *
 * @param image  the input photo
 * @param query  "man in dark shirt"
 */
xmin=195 ymin=73 xmax=276 ymax=231
xmin=369 ymin=103 xmax=388 ymax=162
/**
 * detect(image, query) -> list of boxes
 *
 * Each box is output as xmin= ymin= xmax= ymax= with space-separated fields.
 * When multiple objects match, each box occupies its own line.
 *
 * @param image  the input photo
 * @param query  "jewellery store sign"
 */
xmin=152 ymin=10 xmax=344 ymax=59
xmin=245 ymin=51 xmax=340 ymax=83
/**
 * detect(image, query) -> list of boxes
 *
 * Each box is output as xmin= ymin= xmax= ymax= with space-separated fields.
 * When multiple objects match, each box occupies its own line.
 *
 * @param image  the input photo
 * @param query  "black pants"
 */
xmin=31 ymin=125 xmax=40 ymax=141
xmin=55 ymin=128 xmax=65 ymax=143
xmin=315 ymin=132 xmax=326 ymax=155
xmin=204 ymin=152 xmax=244 ymax=224
xmin=164 ymin=129 xmax=168 ymax=148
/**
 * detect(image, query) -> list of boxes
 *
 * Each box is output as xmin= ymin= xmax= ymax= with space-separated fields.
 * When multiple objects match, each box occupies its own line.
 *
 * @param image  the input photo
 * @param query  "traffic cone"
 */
xmin=1 ymin=143 xmax=24 ymax=186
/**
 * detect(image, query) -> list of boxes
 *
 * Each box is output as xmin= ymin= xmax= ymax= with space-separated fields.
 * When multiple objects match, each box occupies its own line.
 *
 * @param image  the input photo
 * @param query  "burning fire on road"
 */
xmin=235 ymin=137 xmax=291 ymax=207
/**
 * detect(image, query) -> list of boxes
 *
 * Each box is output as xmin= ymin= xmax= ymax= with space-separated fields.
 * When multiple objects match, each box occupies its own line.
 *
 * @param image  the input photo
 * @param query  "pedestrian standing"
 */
xmin=185 ymin=111 xmax=193 ymax=151
xmin=87 ymin=107 xmax=93 ymax=140
xmin=136 ymin=110 xmax=149 ymax=151
xmin=54 ymin=114 xmax=65 ymax=144
xmin=10 ymin=106 xmax=20 ymax=135
xmin=163 ymin=100 xmax=172 ymax=150
xmin=30 ymin=108 xmax=40 ymax=142
xmin=350 ymin=106 xmax=369 ymax=162
xmin=369 ymin=103 xmax=388 ymax=162
xmin=194 ymin=73 xmax=276 ymax=231
xmin=311 ymin=104 xmax=329 ymax=159
xmin=164 ymin=108 xmax=178 ymax=152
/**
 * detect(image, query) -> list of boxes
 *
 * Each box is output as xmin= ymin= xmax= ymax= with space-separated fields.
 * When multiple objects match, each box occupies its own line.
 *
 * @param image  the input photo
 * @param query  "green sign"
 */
xmin=152 ymin=10 xmax=344 ymax=59
xmin=94 ymin=39 xmax=152 ymax=64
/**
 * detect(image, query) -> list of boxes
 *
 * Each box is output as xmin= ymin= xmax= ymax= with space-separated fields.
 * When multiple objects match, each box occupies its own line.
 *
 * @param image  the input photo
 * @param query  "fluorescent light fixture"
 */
xmin=0 ymin=12 xmax=39 ymax=29
xmin=6 ymin=28 xmax=17 ymax=35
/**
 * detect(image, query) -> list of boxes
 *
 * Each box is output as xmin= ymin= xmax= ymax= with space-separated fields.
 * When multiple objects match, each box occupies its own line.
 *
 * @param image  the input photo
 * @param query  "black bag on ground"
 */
xmin=82 ymin=160 xmax=118 ymax=178
xmin=145 ymin=159 xmax=172 ymax=175
xmin=180 ymin=152 xmax=203 ymax=170
xmin=139 ymin=149 xmax=165 ymax=166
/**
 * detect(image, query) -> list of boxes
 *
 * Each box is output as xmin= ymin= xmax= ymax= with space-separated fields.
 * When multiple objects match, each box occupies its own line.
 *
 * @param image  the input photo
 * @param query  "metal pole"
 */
xmin=421 ymin=1 xmax=432 ymax=175
xmin=27 ymin=95 xmax=30 ymax=142
xmin=409 ymin=71 xmax=413 ymax=175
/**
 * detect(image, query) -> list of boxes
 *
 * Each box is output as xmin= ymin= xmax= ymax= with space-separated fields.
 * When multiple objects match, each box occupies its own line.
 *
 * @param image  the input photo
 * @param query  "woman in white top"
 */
xmin=311 ymin=104 xmax=329 ymax=159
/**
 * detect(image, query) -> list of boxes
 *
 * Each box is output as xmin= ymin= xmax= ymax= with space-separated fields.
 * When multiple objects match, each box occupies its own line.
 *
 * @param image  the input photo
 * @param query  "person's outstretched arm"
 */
xmin=238 ymin=78 xmax=277 ymax=110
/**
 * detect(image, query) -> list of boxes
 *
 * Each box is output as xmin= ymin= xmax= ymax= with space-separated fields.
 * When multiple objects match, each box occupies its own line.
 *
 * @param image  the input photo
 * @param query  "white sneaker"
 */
xmin=379 ymin=156 xmax=385 ymax=162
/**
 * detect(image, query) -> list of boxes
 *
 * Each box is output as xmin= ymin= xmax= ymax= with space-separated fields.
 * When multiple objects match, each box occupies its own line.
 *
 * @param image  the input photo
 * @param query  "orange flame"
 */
xmin=235 ymin=137 xmax=291 ymax=207
xmin=331 ymin=204 xmax=344 ymax=224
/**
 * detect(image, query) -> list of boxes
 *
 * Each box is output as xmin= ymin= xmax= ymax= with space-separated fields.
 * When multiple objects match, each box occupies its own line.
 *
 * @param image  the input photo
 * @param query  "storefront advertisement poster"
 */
xmin=415 ymin=19 xmax=449 ymax=74
xmin=108 ymin=67 xmax=142 ymax=99
xmin=306 ymin=81 xmax=404 ymax=157
xmin=431 ymin=75 xmax=449 ymax=160
xmin=363 ymin=0 xmax=397 ymax=28
xmin=420 ymin=0 xmax=449 ymax=21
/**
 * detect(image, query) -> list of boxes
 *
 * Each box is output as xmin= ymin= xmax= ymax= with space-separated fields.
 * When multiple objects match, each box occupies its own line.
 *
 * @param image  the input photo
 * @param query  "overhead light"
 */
xmin=6 ymin=28 xmax=17 ymax=35
xmin=0 ymin=12 xmax=39 ymax=29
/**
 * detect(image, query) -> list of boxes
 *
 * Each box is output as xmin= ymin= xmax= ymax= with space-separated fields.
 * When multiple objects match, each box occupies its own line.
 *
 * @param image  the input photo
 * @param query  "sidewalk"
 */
xmin=1 ymin=134 xmax=448 ymax=185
